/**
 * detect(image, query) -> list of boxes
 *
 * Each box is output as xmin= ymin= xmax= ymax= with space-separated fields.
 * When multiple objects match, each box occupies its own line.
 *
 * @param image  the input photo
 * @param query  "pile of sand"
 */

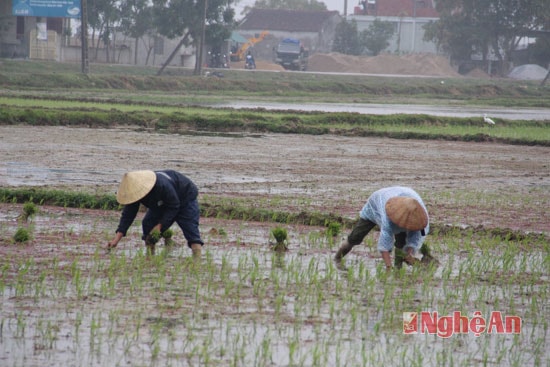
xmin=508 ymin=64 xmax=549 ymax=80
xmin=230 ymin=52 xmax=464 ymax=77
xmin=308 ymin=52 xmax=460 ymax=77
xmin=230 ymin=54 xmax=549 ymax=80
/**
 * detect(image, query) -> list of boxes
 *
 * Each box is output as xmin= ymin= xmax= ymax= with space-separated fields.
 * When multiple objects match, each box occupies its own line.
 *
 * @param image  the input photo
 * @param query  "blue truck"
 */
xmin=274 ymin=38 xmax=309 ymax=71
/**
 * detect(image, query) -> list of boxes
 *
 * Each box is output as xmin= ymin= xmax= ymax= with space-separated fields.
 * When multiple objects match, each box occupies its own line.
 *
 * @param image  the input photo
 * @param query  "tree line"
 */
xmin=78 ymin=0 xmax=548 ymax=75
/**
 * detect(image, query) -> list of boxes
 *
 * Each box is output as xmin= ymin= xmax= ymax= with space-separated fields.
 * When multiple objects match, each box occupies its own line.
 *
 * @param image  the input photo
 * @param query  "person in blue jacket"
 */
xmin=335 ymin=186 xmax=434 ymax=270
xmin=106 ymin=170 xmax=204 ymax=255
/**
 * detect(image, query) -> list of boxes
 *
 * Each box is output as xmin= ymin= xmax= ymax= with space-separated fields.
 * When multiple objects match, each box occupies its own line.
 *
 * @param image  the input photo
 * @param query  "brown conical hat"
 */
xmin=116 ymin=170 xmax=156 ymax=204
xmin=385 ymin=197 xmax=428 ymax=231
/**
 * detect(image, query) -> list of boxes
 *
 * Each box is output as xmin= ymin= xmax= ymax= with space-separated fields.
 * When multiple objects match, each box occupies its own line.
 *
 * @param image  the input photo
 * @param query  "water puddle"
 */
xmin=3 ymin=162 xmax=109 ymax=186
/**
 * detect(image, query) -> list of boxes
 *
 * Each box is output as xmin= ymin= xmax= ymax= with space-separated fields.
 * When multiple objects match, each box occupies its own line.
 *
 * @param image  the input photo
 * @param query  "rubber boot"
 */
xmin=191 ymin=243 xmax=202 ymax=257
xmin=334 ymin=240 xmax=352 ymax=262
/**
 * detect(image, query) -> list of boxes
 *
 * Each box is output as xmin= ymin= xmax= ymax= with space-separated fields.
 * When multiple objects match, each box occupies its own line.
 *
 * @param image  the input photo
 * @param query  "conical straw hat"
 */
xmin=116 ymin=170 xmax=157 ymax=204
xmin=385 ymin=197 xmax=428 ymax=231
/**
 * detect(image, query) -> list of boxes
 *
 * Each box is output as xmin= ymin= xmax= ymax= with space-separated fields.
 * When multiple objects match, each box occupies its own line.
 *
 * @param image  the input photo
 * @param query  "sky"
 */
xmin=234 ymin=0 xmax=348 ymax=19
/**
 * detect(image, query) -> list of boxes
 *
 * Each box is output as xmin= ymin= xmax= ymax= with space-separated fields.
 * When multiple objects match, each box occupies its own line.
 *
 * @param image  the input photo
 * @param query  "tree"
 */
xmin=250 ymin=0 xmax=327 ymax=11
xmin=332 ymin=20 xmax=362 ymax=55
xmin=152 ymin=0 xmax=235 ymax=74
xmin=206 ymin=7 xmax=235 ymax=53
xmin=423 ymin=9 xmax=478 ymax=62
xmin=361 ymin=19 xmax=394 ymax=56
xmin=119 ymin=0 xmax=155 ymax=65
xmin=88 ymin=0 xmax=121 ymax=62
xmin=424 ymin=0 xmax=550 ymax=75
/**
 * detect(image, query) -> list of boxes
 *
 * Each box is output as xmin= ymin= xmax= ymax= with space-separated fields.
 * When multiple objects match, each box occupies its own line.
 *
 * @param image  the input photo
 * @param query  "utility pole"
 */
xmin=194 ymin=0 xmax=207 ymax=75
xmin=411 ymin=0 xmax=416 ymax=53
xmin=344 ymin=0 xmax=347 ymax=17
xmin=80 ymin=0 xmax=89 ymax=74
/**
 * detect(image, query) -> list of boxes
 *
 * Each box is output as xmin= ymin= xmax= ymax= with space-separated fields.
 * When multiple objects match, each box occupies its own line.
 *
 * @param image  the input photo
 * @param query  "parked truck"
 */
xmin=274 ymin=38 xmax=308 ymax=71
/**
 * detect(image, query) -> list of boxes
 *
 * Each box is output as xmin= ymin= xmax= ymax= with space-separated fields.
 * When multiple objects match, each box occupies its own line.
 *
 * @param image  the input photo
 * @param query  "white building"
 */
xmin=348 ymin=0 xmax=441 ymax=54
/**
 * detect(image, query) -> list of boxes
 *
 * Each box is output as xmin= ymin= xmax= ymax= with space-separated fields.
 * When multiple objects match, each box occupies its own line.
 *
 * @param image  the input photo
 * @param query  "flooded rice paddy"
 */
xmin=0 ymin=126 xmax=549 ymax=366
xmin=0 ymin=205 xmax=548 ymax=366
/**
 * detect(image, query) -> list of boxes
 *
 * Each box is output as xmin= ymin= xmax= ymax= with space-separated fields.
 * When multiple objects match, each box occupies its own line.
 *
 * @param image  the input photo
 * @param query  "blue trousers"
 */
xmin=142 ymin=199 xmax=203 ymax=247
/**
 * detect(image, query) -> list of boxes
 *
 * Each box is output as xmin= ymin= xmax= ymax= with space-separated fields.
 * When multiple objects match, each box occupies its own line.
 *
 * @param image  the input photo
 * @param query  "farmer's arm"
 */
xmin=380 ymin=251 xmax=392 ymax=269
xmin=378 ymin=228 xmax=394 ymax=269
xmin=106 ymin=202 xmax=140 ymax=249
xmin=107 ymin=231 xmax=124 ymax=249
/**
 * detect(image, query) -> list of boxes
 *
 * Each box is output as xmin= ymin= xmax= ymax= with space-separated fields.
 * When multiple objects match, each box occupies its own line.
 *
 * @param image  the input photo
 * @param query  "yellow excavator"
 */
xmin=230 ymin=30 xmax=269 ymax=62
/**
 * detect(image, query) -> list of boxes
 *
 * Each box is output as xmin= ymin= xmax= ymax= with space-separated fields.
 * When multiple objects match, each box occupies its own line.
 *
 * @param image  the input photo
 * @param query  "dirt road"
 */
xmin=1 ymin=125 xmax=548 ymax=234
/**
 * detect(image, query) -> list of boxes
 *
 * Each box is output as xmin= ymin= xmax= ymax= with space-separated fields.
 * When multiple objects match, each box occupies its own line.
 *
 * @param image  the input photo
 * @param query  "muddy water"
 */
xmin=217 ymin=101 xmax=550 ymax=121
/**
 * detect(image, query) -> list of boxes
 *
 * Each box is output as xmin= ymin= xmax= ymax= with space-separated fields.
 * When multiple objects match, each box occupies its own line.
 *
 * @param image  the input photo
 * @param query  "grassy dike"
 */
xmin=1 ymin=102 xmax=549 ymax=146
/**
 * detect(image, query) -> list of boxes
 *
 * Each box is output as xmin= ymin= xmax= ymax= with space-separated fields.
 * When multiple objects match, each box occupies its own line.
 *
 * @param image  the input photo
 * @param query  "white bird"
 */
xmin=483 ymin=113 xmax=495 ymax=125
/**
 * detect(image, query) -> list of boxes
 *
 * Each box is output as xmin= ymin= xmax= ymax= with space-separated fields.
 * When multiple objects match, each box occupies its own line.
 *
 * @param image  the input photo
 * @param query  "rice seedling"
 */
xmin=270 ymin=227 xmax=288 ymax=252
xmin=15 ymin=312 xmax=26 ymax=339
xmin=325 ymin=221 xmax=341 ymax=239
xmin=21 ymin=202 xmax=38 ymax=222
xmin=13 ymin=227 xmax=31 ymax=243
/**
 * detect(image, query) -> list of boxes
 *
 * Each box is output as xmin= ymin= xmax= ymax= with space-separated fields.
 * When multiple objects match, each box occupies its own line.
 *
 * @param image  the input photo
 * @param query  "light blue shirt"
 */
xmin=359 ymin=186 xmax=429 ymax=253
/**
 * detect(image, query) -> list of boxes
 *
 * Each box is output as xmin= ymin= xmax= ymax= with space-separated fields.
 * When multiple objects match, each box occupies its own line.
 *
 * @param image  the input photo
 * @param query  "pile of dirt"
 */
xmin=464 ymin=67 xmax=491 ymax=79
xmin=307 ymin=52 xmax=461 ymax=77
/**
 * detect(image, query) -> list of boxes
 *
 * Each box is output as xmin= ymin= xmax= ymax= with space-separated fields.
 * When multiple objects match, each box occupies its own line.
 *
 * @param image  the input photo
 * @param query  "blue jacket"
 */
xmin=116 ymin=170 xmax=198 ymax=236
xmin=360 ymin=186 xmax=429 ymax=253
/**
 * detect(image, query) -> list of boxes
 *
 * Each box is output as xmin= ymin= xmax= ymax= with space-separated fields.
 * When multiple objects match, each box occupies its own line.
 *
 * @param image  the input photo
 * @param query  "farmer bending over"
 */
xmin=106 ymin=170 xmax=204 ymax=256
xmin=335 ymin=186 xmax=436 ymax=270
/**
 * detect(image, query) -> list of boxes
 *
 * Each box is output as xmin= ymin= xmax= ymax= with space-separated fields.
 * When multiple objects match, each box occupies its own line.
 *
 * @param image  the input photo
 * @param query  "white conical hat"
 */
xmin=116 ymin=170 xmax=156 ymax=204
xmin=385 ymin=197 xmax=428 ymax=231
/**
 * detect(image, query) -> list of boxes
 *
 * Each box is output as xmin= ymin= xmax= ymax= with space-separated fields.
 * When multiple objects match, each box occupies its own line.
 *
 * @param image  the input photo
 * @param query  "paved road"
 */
xmin=218 ymin=101 xmax=550 ymax=121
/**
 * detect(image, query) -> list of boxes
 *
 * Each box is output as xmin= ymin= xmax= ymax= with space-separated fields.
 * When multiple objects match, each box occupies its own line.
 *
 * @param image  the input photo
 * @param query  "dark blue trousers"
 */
xmin=142 ymin=199 xmax=203 ymax=247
